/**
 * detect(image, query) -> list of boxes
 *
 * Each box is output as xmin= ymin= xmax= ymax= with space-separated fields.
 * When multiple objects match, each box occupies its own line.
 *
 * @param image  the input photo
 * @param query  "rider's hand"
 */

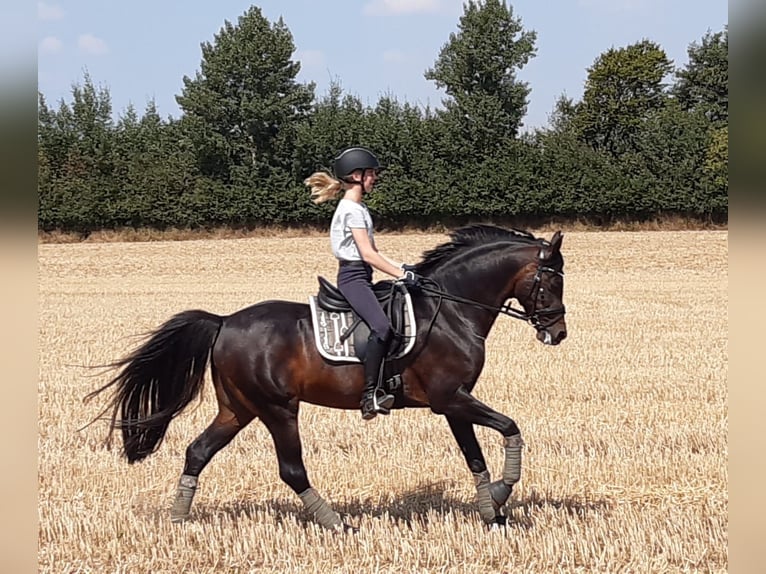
xmin=399 ymin=269 xmax=423 ymax=288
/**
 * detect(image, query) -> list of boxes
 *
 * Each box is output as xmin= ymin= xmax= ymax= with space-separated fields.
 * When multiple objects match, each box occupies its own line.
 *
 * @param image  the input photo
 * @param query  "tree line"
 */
xmin=37 ymin=1 xmax=728 ymax=232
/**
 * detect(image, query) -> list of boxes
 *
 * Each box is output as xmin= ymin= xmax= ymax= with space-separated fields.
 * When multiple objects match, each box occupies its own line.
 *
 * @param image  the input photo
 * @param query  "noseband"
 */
xmin=417 ymin=243 xmax=566 ymax=332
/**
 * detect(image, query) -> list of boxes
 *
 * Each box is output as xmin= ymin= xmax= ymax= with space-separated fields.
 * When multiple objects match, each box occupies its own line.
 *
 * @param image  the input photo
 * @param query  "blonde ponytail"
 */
xmin=304 ymin=171 xmax=343 ymax=204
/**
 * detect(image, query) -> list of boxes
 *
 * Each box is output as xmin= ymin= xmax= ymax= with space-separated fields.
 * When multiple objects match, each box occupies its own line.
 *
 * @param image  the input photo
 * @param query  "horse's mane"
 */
xmin=415 ymin=224 xmax=538 ymax=274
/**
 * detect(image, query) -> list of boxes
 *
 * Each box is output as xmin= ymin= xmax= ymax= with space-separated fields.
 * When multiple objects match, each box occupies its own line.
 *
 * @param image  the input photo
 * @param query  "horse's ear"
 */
xmin=550 ymin=230 xmax=563 ymax=253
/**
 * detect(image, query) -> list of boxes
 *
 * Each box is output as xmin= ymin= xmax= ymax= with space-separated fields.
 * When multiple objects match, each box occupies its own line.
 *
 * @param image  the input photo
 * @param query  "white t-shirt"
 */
xmin=330 ymin=198 xmax=374 ymax=261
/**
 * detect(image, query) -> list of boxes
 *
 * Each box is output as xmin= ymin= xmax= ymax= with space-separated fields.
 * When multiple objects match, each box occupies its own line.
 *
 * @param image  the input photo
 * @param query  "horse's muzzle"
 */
xmin=537 ymin=326 xmax=567 ymax=345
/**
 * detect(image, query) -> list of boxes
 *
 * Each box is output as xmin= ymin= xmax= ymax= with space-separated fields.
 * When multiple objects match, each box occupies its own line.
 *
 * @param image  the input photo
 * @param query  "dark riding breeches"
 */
xmin=336 ymin=261 xmax=392 ymax=341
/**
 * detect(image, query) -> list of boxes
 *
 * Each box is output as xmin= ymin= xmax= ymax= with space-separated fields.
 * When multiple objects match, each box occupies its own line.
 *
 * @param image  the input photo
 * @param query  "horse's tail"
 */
xmin=84 ymin=310 xmax=224 ymax=464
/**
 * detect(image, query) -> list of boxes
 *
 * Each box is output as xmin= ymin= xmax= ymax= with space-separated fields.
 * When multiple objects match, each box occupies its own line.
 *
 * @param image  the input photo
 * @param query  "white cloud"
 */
xmin=38 ymin=1 xmax=64 ymax=20
xmin=78 ymin=34 xmax=108 ymax=55
xmin=382 ymin=49 xmax=407 ymax=63
xmin=363 ymin=0 xmax=442 ymax=16
xmin=39 ymin=36 xmax=63 ymax=55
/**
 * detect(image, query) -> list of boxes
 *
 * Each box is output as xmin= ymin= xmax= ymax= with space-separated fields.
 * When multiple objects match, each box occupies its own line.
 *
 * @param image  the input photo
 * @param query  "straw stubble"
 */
xmin=39 ymin=230 xmax=727 ymax=573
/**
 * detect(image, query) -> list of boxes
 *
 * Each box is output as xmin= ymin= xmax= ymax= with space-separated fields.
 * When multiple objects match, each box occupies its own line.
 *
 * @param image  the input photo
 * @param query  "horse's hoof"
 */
xmin=489 ymin=480 xmax=513 ymax=510
xmin=486 ymin=515 xmax=507 ymax=530
xmin=341 ymin=523 xmax=359 ymax=534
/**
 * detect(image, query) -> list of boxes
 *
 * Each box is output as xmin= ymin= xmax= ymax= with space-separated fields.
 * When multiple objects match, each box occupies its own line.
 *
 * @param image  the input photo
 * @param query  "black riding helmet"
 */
xmin=332 ymin=147 xmax=382 ymax=181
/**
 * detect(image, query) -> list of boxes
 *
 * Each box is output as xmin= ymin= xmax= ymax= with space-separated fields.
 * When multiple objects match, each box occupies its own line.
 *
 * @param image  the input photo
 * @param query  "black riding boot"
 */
xmin=360 ymin=334 xmax=395 ymax=420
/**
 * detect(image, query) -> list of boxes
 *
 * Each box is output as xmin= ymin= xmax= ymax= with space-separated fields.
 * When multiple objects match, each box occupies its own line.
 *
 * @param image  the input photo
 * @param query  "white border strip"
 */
xmin=393 ymin=292 xmax=417 ymax=359
xmin=309 ymin=296 xmax=360 ymax=363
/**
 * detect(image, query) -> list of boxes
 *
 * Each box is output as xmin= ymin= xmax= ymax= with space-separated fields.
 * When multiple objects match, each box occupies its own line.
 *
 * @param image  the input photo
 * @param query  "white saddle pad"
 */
xmin=308 ymin=294 xmax=417 ymax=363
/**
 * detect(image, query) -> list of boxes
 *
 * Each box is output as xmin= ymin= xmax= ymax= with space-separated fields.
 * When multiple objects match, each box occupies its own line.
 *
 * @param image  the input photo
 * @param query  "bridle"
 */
xmin=413 ymin=243 xmax=566 ymax=333
xmin=519 ymin=262 xmax=566 ymax=331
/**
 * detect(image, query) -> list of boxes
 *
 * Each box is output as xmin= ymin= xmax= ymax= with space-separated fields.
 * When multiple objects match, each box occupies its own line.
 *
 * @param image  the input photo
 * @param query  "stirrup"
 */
xmin=361 ymin=388 xmax=395 ymax=420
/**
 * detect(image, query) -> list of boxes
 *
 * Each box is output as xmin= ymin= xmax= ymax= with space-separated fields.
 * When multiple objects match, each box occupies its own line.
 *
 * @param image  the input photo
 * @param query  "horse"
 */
xmin=85 ymin=224 xmax=567 ymax=530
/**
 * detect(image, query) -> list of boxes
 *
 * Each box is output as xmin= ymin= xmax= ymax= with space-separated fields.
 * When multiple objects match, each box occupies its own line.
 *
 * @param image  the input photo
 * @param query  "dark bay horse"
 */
xmin=86 ymin=225 xmax=567 ymax=529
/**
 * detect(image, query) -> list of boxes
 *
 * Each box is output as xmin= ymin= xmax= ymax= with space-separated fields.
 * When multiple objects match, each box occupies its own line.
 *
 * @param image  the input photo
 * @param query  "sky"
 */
xmin=37 ymin=0 xmax=728 ymax=132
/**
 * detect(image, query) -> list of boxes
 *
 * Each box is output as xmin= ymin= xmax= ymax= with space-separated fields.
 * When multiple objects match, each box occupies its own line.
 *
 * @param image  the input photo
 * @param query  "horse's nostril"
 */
xmin=557 ymin=331 xmax=567 ymax=343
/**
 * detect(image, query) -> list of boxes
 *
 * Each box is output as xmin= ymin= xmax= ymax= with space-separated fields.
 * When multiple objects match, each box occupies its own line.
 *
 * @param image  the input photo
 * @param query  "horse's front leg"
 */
xmin=437 ymin=388 xmax=524 ymax=522
xmin=446 ymin=417 xmax=505 ymax=525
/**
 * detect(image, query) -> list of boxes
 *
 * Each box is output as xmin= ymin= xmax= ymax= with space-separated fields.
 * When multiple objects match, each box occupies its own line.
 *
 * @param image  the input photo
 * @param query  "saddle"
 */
xmin=316 ymin=276 xmax=395 ymax=314
xmin=308 ymin=277 xmax=416 ymax=364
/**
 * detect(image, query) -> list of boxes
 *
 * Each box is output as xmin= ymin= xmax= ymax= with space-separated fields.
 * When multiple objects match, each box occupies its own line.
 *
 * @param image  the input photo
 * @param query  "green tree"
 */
xmin=421 ymin=0 xmax=537 ymax=220
xmin=176 ymin=6 xmax=314 ymax=184
xmin=293 ymin=82 xmax=367 ymax=179
xmin=547 ymin=95 xmax=578 ymax=134
xmin=38 ymin=93 xmax=60 ymax=229
xmin=38 ymin=74 xmax=120 ymax=230
xmin=703 ymin=125 xmax=728 ymax=206
xmin=291 ymin=83 xmax=370 ymax=223
xmin=673 ymin=27 xmax=728 ymax=126
xmin=425 ymin=0 xmax=536 ymax=148
xmin=620 ymin=102 xmax=717 ymax=215
xmin=532 ymin=127 xmax=624 ymax=220
xmin=361 ymin=96 xmax=440 ymax=221
xmin=573 ymin=40 xmax=673 ymax=157
xmin=112 ymin=102 xmax=200 ymax=228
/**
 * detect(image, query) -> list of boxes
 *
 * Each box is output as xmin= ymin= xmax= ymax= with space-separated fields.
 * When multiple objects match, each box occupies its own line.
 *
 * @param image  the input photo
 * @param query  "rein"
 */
xmin=412 ymin=262 xmax=565 ymax=334
xmin=419 ymin=280 xmax=530 ymax=321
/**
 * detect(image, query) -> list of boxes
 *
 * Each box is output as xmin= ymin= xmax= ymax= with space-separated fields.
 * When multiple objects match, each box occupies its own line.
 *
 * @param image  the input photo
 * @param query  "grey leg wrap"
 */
xmin=298 ymin=488 xmax=343 ymax=530
xmin=473 ymin=471 xmax=498 ymax=524
xmin=170 ymin=474 xmax=198 ymax=523
xmin=502 ymin=434 xmax=524 ymax=485
xmin=489 ymin=434 xmax=524 ymax=510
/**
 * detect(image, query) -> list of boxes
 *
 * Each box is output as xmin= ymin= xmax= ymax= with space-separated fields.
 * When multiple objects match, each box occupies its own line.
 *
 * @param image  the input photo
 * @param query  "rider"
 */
xmin=304 ymin=147 xmax=417 ymax=420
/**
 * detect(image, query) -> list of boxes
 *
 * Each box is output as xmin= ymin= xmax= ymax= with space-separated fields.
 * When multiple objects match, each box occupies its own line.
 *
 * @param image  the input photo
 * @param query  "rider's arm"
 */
xmin=351 ymin=228 xmax=404 ymax=279
xmin=377 ymin=251 xmax=406 ymax=272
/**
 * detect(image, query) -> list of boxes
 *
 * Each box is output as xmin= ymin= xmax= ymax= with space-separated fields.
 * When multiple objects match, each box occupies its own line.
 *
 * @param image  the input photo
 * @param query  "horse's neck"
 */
xmin=437 ymin=245 xmax=527 ymax=302
xmin=428 ymin=245 xmax=530 ymax=335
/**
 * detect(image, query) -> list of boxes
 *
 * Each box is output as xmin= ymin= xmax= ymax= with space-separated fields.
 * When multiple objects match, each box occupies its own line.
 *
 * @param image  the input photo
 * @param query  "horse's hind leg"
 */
xmin=260 ymin=402 xmax=345 ymax=531
xmin=171 ymin=408 xmax=253 ymax=522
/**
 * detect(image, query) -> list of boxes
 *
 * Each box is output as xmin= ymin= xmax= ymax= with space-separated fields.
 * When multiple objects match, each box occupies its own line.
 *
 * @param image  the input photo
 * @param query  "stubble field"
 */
xmin=38 ymin=229 xmax=727 ymax=573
